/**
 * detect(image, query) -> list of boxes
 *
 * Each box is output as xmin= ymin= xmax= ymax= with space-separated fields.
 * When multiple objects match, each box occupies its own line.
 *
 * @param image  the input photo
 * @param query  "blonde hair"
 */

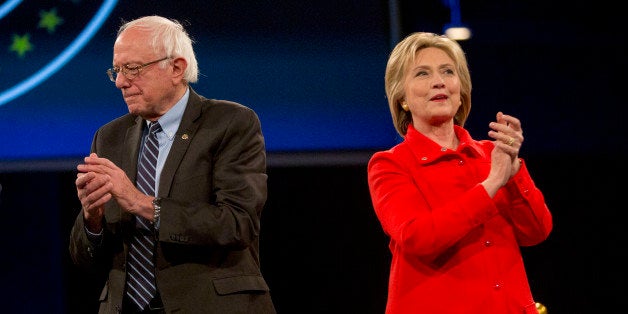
xmin=384 ymin=32 xmax=472 ymax=136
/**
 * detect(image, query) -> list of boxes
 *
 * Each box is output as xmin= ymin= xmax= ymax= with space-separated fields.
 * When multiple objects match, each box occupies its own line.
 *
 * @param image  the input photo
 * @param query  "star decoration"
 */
xmin=38 ymin=8 xmax=64 ymax=33
xmin=9 ymin=34 xmax=34 ymax=58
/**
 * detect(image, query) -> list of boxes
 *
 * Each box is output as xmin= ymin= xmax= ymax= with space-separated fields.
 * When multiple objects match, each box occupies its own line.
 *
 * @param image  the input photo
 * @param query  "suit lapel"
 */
xmin=120 ymin=116 xmax=144 ymax=223
xmin=158 ymin=89 xmax=203 ymax=197
xmin=123 ymin=116 xmax=144 ymax=182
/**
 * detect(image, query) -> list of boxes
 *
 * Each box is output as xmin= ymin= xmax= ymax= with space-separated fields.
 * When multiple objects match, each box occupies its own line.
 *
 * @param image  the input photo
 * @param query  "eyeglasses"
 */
xmin=106 ymin=57 xmax=170 ymax=82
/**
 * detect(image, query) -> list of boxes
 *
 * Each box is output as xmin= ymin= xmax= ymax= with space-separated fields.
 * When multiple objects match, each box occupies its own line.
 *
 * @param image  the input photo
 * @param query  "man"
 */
xmin=69 ymin=15 xmax=275 ymax=313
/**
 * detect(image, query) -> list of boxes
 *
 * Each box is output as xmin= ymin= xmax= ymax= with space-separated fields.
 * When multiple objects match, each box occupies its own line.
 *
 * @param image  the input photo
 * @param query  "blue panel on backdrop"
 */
xmin=0 ymin=0 xmax=396 ymax=162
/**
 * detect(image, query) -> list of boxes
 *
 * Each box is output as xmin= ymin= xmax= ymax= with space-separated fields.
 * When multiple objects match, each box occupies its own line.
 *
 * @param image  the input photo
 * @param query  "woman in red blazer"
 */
xmin=367 ymin=32 xmax=552 ymax=314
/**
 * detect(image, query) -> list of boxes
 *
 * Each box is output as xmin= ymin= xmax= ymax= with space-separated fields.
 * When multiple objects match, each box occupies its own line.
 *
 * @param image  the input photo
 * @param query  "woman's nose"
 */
xmin=432 ymin=75 xmax=445 ymax=88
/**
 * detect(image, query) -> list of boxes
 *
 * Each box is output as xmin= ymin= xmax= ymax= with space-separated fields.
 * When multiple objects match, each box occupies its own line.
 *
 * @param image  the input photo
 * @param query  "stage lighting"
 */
xmin=443 ymin=0 xmax=471 ymax=40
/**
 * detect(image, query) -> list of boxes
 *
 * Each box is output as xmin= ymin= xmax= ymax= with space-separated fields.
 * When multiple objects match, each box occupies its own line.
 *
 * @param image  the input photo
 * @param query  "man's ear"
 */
xmin=171 ymin=57 xmax=188 ymax=82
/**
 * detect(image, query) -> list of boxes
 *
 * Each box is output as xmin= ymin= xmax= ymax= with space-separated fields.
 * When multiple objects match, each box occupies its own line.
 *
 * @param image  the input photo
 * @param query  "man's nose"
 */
xmin=115 ymin=73 xmax=131 ymax=88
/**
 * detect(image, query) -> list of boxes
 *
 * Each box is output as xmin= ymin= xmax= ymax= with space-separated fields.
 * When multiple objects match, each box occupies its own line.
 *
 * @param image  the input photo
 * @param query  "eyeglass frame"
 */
xmin=106 ymin=56 xmax=170 ymax=82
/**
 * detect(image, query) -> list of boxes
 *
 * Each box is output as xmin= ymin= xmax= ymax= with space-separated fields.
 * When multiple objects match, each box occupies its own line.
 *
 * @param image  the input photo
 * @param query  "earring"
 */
xmin=401 ymin=102 xmax=409 ymax=111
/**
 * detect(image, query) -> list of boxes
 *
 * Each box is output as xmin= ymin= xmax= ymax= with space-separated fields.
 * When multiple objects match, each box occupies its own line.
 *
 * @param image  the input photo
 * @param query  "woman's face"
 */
xmin=402 ymin=47 xmax=461 ymax=127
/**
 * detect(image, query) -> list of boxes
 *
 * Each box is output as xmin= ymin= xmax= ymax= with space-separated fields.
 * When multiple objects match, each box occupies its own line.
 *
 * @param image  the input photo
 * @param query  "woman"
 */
xmin=367 ymin=32 xmax=552 ymax=314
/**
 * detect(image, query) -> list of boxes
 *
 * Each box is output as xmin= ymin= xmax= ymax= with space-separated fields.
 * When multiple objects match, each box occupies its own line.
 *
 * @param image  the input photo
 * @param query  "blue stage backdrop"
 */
xmin=4 ymin=0 xmax=624 ymax=169
xmin=0 ymin=0 xmax=397 ymax=163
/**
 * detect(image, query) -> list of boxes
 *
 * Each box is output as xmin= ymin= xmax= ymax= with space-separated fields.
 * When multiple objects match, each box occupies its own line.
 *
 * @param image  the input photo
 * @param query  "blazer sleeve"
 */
xmin=68 ymin=207 xmax=115 ymax=277
xmin=497 ymin=158 xmax=553 ymax=246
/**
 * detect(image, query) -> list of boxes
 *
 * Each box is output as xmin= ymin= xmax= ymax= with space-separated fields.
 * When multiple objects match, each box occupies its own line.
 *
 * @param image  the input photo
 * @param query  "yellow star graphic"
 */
xmin=9 ymin=34 xmax=34 ymax=58
xmin=38 ymin=8 xmax=64 ymax=33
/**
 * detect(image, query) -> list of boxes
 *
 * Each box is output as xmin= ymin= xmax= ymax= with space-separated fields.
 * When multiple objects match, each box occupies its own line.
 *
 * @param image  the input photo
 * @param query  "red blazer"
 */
xmin=368 ymin=125 xmax=552 ymax=314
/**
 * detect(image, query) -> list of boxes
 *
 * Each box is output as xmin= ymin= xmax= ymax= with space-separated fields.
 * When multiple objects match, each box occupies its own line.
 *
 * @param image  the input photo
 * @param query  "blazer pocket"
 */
xmin=213 ymin=275 xmax=270 ymax=295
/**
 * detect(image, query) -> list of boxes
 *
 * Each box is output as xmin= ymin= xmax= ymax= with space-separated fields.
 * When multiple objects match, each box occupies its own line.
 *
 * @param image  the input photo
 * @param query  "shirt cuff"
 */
xmin=84 ymin=225 xmax=103 ymax=244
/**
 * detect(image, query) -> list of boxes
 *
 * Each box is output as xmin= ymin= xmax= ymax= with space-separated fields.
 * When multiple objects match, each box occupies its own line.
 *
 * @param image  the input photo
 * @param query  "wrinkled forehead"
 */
xmin=113 ymin=28 xmax=157 ymax=63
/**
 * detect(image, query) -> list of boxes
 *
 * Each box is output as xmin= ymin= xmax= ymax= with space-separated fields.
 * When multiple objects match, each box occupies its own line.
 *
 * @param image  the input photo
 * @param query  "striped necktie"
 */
xmin=127 ymin=121 xmax=161 ymax=311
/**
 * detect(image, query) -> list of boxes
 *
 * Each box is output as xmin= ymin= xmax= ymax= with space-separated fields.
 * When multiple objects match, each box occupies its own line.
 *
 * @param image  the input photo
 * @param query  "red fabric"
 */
xmin=368 ymin=125 xmax=552 ymax=314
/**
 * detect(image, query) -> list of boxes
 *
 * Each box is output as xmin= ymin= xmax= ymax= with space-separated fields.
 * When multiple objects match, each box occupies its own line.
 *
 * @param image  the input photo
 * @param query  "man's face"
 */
xmin=111 ymin=27 xmax=175 ymax=120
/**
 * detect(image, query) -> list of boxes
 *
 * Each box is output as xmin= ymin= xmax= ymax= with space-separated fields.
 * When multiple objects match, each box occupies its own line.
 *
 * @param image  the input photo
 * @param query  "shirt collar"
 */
xmin=151 ymin=87 xmax=189 ymax=140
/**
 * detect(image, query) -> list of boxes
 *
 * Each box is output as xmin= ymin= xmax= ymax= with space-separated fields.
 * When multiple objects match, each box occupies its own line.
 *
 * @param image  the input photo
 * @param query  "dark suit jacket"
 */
xmin=69 ymin=88 xmax=276 ymax=313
